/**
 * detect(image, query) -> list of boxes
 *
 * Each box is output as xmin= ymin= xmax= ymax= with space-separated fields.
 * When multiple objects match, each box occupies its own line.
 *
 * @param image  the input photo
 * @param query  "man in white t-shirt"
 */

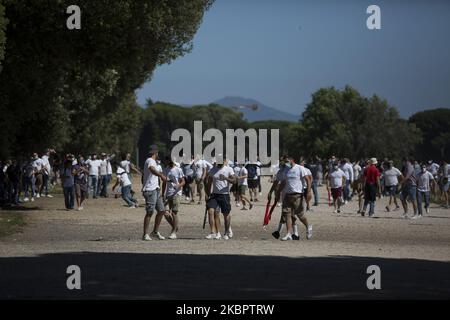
xmin=237 ymin=163 xmax=253 ymax=210
xmin=383 ymin=160 xmax=403 ymax=212
xmin=162 ymin=157 xmax=185 ymax=240
xmin=32 ymin=153 xmax=44 ymax=198
xmin=142 ymin=146 xmax=174 ymax=241
xmin=193 ymin=156 xmax=208 ymax=204
xmin=85 ymin=153 xmax=102 ymax=199
xmin=204 ymin=159 xmax=236 ymax=240
xmin=231 ymin=164 xmax=241 ymax=207
xmin=40 ymin=149 xmax=54 ymax=198
xmin=277 ymin=156 xmax=313 ymax=241
xmin=340 ymin=158 xmax=354 ymax=203
xmin=327 ymin=163 xmax=346 ymax=214
xmin=112 ymin=167 xmax=138 ymax=208
xmin=415 ymin=164 xmax=435 ymax=218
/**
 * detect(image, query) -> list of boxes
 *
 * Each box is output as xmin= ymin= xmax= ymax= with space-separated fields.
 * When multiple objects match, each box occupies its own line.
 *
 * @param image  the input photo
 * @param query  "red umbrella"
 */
xmin=263 ymin=200 xmax=271 ymax=227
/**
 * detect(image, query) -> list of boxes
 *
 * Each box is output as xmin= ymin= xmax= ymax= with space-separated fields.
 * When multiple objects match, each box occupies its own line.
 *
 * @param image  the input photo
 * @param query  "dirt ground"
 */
xmin=1 ymin=178 xmax=449 ymax=299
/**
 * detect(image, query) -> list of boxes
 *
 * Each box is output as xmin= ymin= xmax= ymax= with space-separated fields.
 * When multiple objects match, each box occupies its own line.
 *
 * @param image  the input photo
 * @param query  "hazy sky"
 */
xmin=136 ymin=0 xmax=450 ymax=118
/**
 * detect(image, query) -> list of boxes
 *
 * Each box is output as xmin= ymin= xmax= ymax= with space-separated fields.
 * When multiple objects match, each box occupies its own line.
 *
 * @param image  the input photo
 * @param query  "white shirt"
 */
xmin=279 ymin=164 xmax=307 ymax=194
xmin=142 ymin=158 xmax=160 ymax=192
xmin=340 ymin=163 xmax=354 ymax=182
xmin=416 ymin=171 xmax=434 ymax=192
xmin=117 ymin=169 xmax=132 ymax=187
xmin=33 ymin=158 xmax=44 ymax=172
xmin=41 ymin=155 xmax=51 ymax=175
xmin=120 ymin=160 xmax=131 ymax=173
xmin=329 ymin=169 xmax=345 ymax=188
xmin=208 ymin=165 xmax=235 ymax=194
xmin=99 ymin=160 xmax=108 ymax=176
xmin=85 ymin=159 xmax=101 ymax=176
xmin=194 ymin=159 xmax=207 ymax=179
xmin=164 ymin=166 xmax=184 ymax=197
xmin=353 ymin=164 xmax=362 ymax=180
xmin=238 ymin=167 xmax=248 ymax=186
xmin=384 ymin=167 xmax=402 ymax=187
xmin=301 ymin=166 xmax=312 ymax=189
xmin=107 ymin=162 xmax=113 ymax=175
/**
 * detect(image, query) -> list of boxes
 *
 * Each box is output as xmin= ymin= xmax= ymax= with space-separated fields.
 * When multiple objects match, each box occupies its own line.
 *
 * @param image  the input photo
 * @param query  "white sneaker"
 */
xmin=23 ymin=197 xmax=29 ymax=202
xmin=236 ymin=202 xmax=241 ymax=207
xmin=46 ymin=194 xmax=53 ymax=198
xmin=143 ymin=234 xmax=152 ymax=241
xmin=36 ymin=194 xmax=40 ymax=198
xmin=333 ymin=209 xmax=337 ymax=214
xmin=228 ymin=228 xmax=233 ymax=238
xmin=185 ymin=197 xmax=190 ymax=201
xmin=412 ymin=214 xmax=422 ymax=220
xmin=277 ymin=203 xmax=281 ymax=207
xmin=223 ymin=235 xmax=230 ymax=240
xmin=206 ymin=233 xmax=216 ymax=240
xmin=31 ymin=197 xmax=35 ymax=202
xmin=169 ymin=233 xmax=177 ymax=240
xmin=402 ymin=213 xmax=409 ymax=219
xmin=128 ymin=206 xmax=135 ymax=209
xmin=214 ymin=233 xmax=222 ymax=240
xmin=306 ymin=225 xmax=313 ymax=240
xmin=281 ymin=234 xmax=292 ymax=241
xmin=425 ymin=208 xmax=429 ymax=214
xmin=151 ymin=231 xmax=165 ymax=240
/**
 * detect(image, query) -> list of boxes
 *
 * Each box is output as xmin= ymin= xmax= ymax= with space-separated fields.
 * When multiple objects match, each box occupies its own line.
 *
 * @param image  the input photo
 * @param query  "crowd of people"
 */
xmin=1 ymin=146 xmax=449 ymax=242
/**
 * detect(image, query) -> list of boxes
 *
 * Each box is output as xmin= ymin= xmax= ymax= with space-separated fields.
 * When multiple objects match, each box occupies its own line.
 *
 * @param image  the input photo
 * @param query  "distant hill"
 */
xmin=212 ymin=96 xmax=297 ymax=122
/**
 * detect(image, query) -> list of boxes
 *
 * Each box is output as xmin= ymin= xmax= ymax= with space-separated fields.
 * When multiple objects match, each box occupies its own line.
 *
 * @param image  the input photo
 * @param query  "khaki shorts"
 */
xmin=282 ymin=193 xmax=304 ymax=218
xmin=195 ymin=178 xmax=204 ymax=191
xmin=238 ymin=185 xmax=248 ymax=195
xmin=165 ymin=195 xmax=180 ymax=213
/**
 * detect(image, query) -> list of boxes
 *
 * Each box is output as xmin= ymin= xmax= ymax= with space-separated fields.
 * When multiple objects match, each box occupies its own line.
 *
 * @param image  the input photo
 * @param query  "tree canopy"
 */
xmin=409 ymin=108 xmax=450 ymax=161
xmin=0 ymin=0 xmax=213 ymax=159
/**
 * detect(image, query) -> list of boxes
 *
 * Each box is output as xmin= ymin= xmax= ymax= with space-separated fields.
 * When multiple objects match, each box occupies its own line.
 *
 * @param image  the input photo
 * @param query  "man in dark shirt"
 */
xmin=361 ymin=158 xmax=381 ymax=217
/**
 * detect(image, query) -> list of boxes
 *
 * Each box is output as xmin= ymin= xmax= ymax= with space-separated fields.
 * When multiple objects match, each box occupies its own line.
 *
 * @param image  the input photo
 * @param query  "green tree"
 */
xmin=293 ymin=86 xmax=421 ymax=161
xmin=0 ymin=0 xmax=214 ymax=159
xmin=409 ymin=108 xmax=450 ymax=161
xmin=0 ymin=1 xmax=6 ymax=72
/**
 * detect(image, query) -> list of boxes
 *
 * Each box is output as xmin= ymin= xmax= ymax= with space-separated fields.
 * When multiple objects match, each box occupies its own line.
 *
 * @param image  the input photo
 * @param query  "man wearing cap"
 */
xmin=361 ymin=158 xmax=381 ymax=217
xmin=142 ymin=145 xmax=171 ymax=241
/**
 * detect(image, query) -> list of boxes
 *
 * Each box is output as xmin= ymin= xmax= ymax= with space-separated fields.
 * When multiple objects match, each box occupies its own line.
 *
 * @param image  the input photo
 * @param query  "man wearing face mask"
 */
xmin=415 ymin=164 xmax=435 ymax=219
xmin=327 ymin=162 xmax=346 ymax=214
xmin=277 ymin=155 xmax=313 ymax=241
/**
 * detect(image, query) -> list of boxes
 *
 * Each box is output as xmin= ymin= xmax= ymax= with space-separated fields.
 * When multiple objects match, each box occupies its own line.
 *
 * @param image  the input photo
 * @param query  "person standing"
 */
xmin=85 ymin=153 xmax=101 ymax=199
xmin=204 ymin=159 xmax=236 ymax=240
xmin=40 ymin=149 xmax=54 ymax=198
xmin=162 ymin=157 xmax=185 ymax=240
xmin=237 ymin=163 xmax=253 ymax=210
xmin=193 ymin=156 xmax=208 ymax=205
xmin=32 ymin=153 xmax=44 ymax=198
xmin=22 ymin=157 xmax=36 ymax=202
xmin=383 ymin=160 xmax=403 ymax=212
xmin=277 ymin=156 xmax=313 ymax=241
xmin=73 ymin=156 xmax=88 ymax=211
xmin=142 ymin=145 xmax=171 ymax=241
xmin=361 ymin=158 xmax=381 ymax=217
xmin=307 ymin=157 xmax=321 ymax=206
xmin=327 ymin=162 xmax=346 ymax=214
xmin=232 ymin=163 xmax=241 ymax=207
xmin=245 ymin=161 xmax=259 ymax=202
xmin=340 ymin=158 xmax=354 ymax=203
xmin=61 ymin=155 xmax=75 ymax=211
xmin=400 ymin=158 xmax=418 ymax=218
xmin=415 ymin=164 xmax=435 ymax=218
xmin=181 ymin=157 xmax=195 ymax=203
xmin=438 ymin=160 xmax=449 ymax=209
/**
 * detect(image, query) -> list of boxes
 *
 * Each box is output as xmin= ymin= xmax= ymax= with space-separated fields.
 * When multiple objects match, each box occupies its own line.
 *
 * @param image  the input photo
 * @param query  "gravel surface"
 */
xmin=1 ymin=179 xmax=449 ymax=299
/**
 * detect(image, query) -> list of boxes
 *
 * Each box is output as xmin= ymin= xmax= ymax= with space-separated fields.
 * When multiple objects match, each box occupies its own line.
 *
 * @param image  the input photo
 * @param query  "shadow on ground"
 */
xmin=0 ymin=253 xmax=449 ymax=299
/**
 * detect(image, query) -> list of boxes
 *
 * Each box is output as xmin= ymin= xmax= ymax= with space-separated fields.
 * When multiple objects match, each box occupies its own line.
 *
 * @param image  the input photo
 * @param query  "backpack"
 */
xmin=246 ymin=164 xmax=257 ymax=180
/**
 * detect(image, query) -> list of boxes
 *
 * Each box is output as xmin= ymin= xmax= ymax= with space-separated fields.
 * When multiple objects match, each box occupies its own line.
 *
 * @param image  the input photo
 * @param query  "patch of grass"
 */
xmin=0 ymin=212 xmax=26 ymax=237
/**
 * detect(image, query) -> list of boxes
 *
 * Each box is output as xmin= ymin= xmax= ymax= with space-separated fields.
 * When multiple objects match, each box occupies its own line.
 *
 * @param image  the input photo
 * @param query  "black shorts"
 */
xmin=248 ymin=179 xmax=258 ymax=189
xmin=207 ymin=193 xmax=231 ymax=214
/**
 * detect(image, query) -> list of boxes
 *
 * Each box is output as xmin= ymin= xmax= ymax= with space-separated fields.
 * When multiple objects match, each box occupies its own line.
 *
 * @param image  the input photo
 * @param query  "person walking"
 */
xmin=327 ymin=162 xmax=346 ymax=214
xmin=383 ymin=160 xmax=403 ymax=212
xmin=415 ymin=164 xmax=435 ymax=218
xmin=361 ymin=158 xmax=381 ymax=217
xmin=61 ymin=155 xmax=75 ymax=211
